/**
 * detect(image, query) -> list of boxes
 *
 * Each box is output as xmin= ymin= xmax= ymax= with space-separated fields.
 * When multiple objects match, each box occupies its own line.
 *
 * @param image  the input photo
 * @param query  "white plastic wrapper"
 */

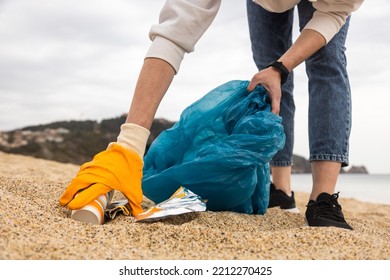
xmin=105 ymin=186 xmax=206 ymax=222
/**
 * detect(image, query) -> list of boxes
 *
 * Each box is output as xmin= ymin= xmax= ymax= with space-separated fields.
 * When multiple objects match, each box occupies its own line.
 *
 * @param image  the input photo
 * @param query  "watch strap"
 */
xmin=266 ymin=60 xmax=289 ymax=85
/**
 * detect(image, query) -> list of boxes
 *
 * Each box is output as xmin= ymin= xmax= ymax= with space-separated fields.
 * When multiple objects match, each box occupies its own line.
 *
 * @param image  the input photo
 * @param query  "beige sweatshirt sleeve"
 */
xmin=304 ymin=0 xmax=364 ymax=43
xmin=145 ymin=0 xmax=221 ymax=73
xmin=145 ymin=0 xmax=364 ymax=72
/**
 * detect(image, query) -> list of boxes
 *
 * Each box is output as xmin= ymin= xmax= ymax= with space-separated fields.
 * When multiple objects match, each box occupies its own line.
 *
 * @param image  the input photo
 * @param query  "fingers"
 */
xmin=270 ymin=94 xmax=281 ymax=115
xmin=247 ymin=77 xmax=259 ymax=92
xmin=247 ymin=69 xmax=282 ymax=115
xmin=67 ymin=183 xmax=112 ymax=210
xmin=127 ymin=200 xmax=144 ymax=216
xmin=121 ymin=185 xmax=144 ymax=215
xmin=59 ymin=175 xmax=92 ymax=206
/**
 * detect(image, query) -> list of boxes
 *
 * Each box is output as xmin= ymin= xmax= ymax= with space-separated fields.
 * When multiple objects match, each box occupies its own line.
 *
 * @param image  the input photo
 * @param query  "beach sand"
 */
xmin=0 ymin=151 xmax=389 ymax=260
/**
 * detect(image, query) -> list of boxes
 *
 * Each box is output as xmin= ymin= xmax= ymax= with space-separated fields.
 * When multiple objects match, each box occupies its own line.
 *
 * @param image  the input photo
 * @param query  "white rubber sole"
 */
xmin=281 ymin=207 xmax=300 ymax=214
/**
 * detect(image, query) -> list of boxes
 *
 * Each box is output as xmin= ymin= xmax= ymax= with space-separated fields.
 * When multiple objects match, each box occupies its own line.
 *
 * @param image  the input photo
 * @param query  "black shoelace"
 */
xmin=307 ymin=192 xmax=346 ymax=222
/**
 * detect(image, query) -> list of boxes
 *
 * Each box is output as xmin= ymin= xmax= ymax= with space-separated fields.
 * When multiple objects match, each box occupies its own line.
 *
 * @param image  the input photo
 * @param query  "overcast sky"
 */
xmin=0 ymin=0 xmax=389 ymax=174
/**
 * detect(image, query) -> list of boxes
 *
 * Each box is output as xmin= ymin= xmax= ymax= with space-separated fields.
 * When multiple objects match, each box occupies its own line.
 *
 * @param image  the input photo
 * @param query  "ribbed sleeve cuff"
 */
xmin=108 ymin=123 xmax=150 ymax=158
xmin=145 ymin=35 xmax=185 ymax=74
xmin=303 ymin=11 xmax=347 ymax=44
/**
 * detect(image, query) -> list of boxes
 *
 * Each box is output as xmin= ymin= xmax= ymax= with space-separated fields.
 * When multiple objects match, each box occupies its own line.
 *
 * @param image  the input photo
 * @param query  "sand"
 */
xmin=0 ymin=151 xmax=389 ymax=260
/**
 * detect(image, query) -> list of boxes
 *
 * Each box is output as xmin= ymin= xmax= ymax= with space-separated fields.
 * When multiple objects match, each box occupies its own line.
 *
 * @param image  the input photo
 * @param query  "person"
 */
xmin=59 ymin=0 xmax=364 ymax=230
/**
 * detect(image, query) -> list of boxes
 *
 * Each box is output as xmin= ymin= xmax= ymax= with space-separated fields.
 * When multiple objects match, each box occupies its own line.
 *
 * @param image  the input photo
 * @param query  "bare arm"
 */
xmin=247 ymin=29 xmax=326 ymax=114
xmin=125 ymin=58 xmax=175 ymax=130
xmin=125 ymin=1 xmax=221 ymax=129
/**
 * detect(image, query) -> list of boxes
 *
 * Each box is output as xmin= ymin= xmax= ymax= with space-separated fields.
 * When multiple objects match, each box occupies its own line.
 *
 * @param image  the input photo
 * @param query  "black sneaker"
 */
xmin=268 ymin=182 xmax=299 ymax=213
xmin=305 ymin=192 xmax=353 ymax=230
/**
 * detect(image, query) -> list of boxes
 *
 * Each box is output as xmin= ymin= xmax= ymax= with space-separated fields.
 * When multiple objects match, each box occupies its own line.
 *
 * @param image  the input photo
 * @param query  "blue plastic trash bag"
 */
xmin=142 ymin=80 xmax=285 ymax=214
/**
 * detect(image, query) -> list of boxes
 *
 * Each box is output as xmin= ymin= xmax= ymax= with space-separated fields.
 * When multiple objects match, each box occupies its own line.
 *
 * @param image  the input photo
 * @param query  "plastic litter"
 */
xmin=104 ymin=186 xmax=206 ymax=222
xmin=142 ymin=80 xmax=285 ymax=214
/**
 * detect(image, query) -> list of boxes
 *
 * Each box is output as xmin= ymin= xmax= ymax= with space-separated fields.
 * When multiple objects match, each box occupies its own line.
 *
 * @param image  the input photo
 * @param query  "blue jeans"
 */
xmin=247 ymin=0 xmax=351 ymax=167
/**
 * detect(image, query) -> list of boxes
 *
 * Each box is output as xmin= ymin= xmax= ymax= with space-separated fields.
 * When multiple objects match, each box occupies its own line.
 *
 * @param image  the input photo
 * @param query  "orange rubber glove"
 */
xmin=59 ymin=143 xmax=144 ymax=215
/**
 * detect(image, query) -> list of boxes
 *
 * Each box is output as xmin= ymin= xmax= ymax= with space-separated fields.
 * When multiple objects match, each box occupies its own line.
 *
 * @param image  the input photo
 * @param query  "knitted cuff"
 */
xmin=108 ymin=123 xmax=150 ymax=158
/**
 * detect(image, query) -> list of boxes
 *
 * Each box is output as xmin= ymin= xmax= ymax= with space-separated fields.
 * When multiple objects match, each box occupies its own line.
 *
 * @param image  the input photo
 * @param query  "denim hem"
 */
xmin=309 ymin=154 xmax=349 ymax=167
xmin=270 ymin=161 xmax=292 ymax=167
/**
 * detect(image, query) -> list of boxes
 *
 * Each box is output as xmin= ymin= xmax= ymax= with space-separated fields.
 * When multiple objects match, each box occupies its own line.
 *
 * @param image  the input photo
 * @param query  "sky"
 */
xmin=0 ymin=0 xmax=389 ymax=174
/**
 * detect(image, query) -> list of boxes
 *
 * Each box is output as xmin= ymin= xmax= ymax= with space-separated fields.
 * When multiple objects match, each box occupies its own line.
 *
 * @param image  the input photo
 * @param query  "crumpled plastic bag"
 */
xmin=142 ymin=80 xmax=285 ymax=214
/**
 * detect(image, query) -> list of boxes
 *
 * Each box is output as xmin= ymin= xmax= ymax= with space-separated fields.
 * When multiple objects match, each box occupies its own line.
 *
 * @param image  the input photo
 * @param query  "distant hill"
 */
xmin=0 ymin=115 xmax=367 ymax=174
xmin=0 ymin=115 xmax=174 ymax=165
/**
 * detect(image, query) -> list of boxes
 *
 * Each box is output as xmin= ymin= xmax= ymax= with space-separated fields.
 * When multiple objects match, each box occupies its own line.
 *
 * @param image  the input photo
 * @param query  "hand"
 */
xmin=247 ymin=67 xmax=282 ymax=115
xmin=59 ymin=143 xmax=144 ymax=216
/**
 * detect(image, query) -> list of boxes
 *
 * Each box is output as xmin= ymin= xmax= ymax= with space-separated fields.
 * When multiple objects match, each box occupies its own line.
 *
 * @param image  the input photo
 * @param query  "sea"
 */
xmin=291 ymin=174 xmax=390 ymax=205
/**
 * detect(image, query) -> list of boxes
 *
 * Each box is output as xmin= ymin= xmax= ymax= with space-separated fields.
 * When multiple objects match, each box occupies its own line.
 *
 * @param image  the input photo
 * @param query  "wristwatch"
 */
xmin=266 ymin=60 xmax=290 ymax=85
